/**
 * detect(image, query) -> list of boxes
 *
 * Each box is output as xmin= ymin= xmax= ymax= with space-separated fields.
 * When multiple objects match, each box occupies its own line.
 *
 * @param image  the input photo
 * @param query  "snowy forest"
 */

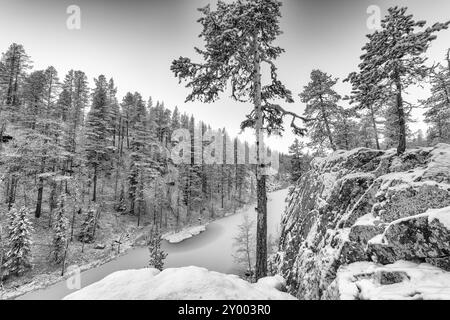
xmin=1 ymin=0 xmax=450 ymax=301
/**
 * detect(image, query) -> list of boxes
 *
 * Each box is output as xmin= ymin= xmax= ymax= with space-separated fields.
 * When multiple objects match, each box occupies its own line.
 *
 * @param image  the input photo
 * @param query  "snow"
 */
xmin=354 ymin=212 xmax=380 ymax=227
xmin=371 ymin=205 xmax=450 ymax=246
xmin=368 ymin=234 xmax=385 ymax=245
xmin=334 ymin=261 xmax=450 ymax=300
xmin=63 ymin=266 xmax=296 ymax=300
xmin=427 ymin=206 xmax=450 ymax=230
xmin=319 ymin=172 xmax=338 ymax=204
xmin=425 ymin=143 xmax=450 ymax=180
xmin=162 ymin=225 xmax=207 ymax=243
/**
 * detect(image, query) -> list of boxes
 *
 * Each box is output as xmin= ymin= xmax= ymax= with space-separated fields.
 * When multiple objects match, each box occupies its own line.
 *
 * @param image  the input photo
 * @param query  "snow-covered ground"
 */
xmin=331 ymin=260 xmax=450 ymax=300
xmin=162 ymin=225 xmax=207 ymax=243
xmin=17 ymin=189 xmax=289 ymax=300
xmin=64 ymin=266 xmax=296 ymax=300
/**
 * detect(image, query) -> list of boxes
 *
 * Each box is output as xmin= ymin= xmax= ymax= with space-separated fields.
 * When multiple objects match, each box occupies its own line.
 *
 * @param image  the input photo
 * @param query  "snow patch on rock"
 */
xmin=327 ymin=261 xmax=450 ymax=300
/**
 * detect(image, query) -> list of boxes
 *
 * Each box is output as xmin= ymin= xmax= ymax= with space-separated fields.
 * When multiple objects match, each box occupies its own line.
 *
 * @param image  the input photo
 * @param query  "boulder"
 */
xmin=274 ymin=144 xmax=450 ymax=299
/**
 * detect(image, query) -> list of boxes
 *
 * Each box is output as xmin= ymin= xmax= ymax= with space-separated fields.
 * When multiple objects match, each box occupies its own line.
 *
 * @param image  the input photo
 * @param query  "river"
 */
xmin=17 ymin=188 xmax=289 ymax=300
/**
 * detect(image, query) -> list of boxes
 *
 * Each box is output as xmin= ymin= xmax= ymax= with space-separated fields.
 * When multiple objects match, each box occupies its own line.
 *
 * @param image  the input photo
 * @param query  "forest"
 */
xmin=0 ymin=0 xmax=450 ymax=301
xmin=0 ymin=41 xmax=293 ymax=289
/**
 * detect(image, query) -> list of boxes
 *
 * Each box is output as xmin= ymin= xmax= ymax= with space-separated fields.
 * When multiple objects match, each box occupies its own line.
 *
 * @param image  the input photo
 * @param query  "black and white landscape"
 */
xmin=1 ymin=0 xmax=450 ymax=301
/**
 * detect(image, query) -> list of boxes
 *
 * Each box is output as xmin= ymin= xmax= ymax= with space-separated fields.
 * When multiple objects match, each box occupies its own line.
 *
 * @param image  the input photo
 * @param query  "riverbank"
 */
xmin=1 ymin=202 xmax=254 ymax=300
xmin=9 ymin=188 xmax=289 ymax=300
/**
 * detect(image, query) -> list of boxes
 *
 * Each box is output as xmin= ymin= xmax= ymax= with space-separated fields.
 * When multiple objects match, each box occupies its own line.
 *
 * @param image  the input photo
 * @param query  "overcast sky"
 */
xmin=1 ymin=0 xmax=449 ymax=153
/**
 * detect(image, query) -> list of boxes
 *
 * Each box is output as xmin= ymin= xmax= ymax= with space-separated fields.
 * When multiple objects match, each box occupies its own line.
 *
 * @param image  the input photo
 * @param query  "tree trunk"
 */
xmin=395 ymin=74 xmax=407 ymax=154
xmin=35 ymin=176 xmax=44 ymax=218
xmin=92 ymin=164 xmax=98 ymax=202
xmin=7 ymin=175 xmax=17 ymax=210
xmin=319 ymin=96 xmax=336 ymax=151
xmin=70 ymin=209 xmax=77 ymax=242
xmin=0 ymin=121 xmax=5 ymax=153
xmin=253 ymin=34 xmax=267 ymax=280
xmin=369 ymin=104 xmax=380 ymax=150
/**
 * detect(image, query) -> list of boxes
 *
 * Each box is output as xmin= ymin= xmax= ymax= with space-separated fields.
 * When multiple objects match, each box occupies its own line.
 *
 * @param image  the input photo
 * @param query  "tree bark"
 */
xmin=395 ymin=74 xmax=407 ymax=154
xmin=92 ymin=164 xmax=98 ymax=202
xmin=369 ymin=104 xmax=381 ymax=150
xmin=319 ymin=96 xmax=336 ymax=151
xmin=253 ymin=34 xmax=267 ymax=280
xmin=35 ymin=176 xmax=44 ymax=218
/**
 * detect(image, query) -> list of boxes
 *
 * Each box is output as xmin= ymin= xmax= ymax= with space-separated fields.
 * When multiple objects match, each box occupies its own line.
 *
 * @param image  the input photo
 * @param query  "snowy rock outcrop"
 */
xmin=274 ymin=144 xmax=450 ymax=300
xmin=324 ymin=260 xmax=450 ymax=300
xmin=64 ymin=266 xmax=296 ymax=300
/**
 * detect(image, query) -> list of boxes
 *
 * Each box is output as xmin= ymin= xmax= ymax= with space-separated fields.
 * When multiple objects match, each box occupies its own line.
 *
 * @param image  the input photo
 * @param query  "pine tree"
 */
xmin=78 ymin=206 xmax=96 ymax=243
xmin=422 ymin=54 xmax=450 ymax=144
xmin=147 ymin=228 xmax=167 ymax=271
xmin=127 ymin=93 xmax=158 ymax=223
xmin=288 ymin=139 xmax=310 ymax=182
xmin=353 ymin=6 xmax=449 ymax=154
xmin=52 ymin=194 xmax=68 ymax=264
xmin=300 ymin=70 xmax=340 ymax=151
xmin=84 ymin=75 xmax=110 ymax=202
xmin=4 ymin=206 xmax=33 ymax=276
xmin=171 ymin=0 xmax=307 ymax=280
xmin=345 ymin=72 xmax=387 ymax=150
xmin=383 ymin=100 xmax=413 ymax=149
xmin=0 ymin=43 xmax=31 ymax=108
xmin=334 ymin=107 xmax=360 ymax=150
xmin=107 ymin=78 xmax=121 ymax=148
xmin=171 ymin=106 xmax=181 ymax=131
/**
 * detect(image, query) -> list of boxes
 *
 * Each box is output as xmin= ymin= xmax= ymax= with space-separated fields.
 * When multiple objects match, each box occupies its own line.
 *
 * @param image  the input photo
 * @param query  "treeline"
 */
xmin=287 ymin=7 xmax=450 ymax=182
xmin=0 ymin=43 xmax=260 ymax=279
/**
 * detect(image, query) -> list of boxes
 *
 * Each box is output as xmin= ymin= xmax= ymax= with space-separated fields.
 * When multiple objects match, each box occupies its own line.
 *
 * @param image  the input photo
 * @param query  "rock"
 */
xmin=94 ymin=243 xmax=106 ymax=250
xmin=324 ymin=261 xmax=450 ymax=300
xmin=274 ymin=144 xmax=450 ymax=299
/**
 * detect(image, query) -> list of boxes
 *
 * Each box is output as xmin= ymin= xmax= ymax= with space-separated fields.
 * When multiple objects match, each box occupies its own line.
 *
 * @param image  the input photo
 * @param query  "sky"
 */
xmin=1 ymin=0 xmax=449 ymax=153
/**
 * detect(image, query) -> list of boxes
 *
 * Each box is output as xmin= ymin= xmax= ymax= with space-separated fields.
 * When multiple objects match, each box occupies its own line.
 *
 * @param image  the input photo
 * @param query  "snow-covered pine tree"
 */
xmin=334 ymin=107 xmax=360 ymax=151
xmin=300 ymin=70 xmax=340 ymax=151
xmin=0 ymin=43 xmax=31 ymax=108
xmin=422 ymin=53 xmax=450 ymax=144
xmin=78 ymin=206 xmax=96 ymax=243
xmin=115 ymin=185 xmax=127 ymax=213
xmin=52 ymin=194 xmax=68 ymax=264
xmin=344 ymin=71 xmax=388 ymax=150
xmin=171 ymin=0 xmax=308 ymax=280
xmin=352 ymin=6 xmax=449 ymax=154
xmin=147 ymin=228 xmax=167 ymax=271
xmin=4 ymin=206 xmax=33 ymax=276
xmin=127 ymin=92 xmax=158 ymax=224
xmin=84 ymin=75 xmax=110 ymax=202
xmin=288 ymin=139 xmax=310 ymax=182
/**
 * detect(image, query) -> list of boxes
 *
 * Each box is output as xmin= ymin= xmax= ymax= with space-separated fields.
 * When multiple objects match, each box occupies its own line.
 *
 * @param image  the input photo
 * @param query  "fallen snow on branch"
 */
xmin=63 ymin=266 xmax=296 ymax=300
xmin=162 ymin=225 xmax=207 ymax=243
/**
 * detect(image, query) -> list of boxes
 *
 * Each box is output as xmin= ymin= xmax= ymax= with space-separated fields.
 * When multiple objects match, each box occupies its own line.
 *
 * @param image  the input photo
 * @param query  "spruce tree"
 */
xmin=147 ymin=228 xmax=167 ymax=271
xmin=52 ymin=194 xmax=68 ymax=264
xmin=4 ymin=206 xmax=33 ymax=276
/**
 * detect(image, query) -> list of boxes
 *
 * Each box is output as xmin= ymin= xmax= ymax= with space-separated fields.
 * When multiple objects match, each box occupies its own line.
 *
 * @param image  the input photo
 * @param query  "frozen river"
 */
xmin=18 ymin=188 xmax=289 ymax=300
